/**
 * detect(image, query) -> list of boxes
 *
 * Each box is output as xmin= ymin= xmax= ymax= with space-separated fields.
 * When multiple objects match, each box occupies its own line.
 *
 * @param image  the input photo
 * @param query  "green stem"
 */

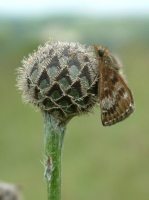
xmin=43 ymin=112 xmax=66 ymax=200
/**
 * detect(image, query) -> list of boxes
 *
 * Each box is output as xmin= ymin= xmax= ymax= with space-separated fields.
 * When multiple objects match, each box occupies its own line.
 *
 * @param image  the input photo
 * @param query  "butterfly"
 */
xmin=94 ymin=45 xmax=134 ymax=126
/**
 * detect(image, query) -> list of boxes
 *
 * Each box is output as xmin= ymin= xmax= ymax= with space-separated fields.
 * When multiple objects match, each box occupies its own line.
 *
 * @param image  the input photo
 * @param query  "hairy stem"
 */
xmin=43 ymin=112 xmax=66 ymax=200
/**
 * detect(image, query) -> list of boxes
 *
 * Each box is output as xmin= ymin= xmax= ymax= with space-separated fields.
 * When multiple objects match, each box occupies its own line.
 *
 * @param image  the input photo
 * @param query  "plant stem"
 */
xmin=43 ymin=112 xmax=66 ymax=200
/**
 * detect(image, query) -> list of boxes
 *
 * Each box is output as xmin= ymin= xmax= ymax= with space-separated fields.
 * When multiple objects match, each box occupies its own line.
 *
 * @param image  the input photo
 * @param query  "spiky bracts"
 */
xmin=17 ymin=41 xmax=99 ymax=123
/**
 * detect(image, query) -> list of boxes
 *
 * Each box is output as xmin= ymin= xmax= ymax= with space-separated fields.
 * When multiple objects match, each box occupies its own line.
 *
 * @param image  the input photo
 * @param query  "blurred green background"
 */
xmin=0 ymin=1 xmax=149 ymax=200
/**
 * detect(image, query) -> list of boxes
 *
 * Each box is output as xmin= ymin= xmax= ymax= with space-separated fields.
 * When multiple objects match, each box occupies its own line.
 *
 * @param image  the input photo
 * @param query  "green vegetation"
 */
xmin=0 ymin=15 xmax=149 ymax=200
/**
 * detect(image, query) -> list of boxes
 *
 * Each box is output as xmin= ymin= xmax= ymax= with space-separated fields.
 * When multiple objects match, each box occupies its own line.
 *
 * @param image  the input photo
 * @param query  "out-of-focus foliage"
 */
xmin=0 ymin=16 xmax=149 ymax=200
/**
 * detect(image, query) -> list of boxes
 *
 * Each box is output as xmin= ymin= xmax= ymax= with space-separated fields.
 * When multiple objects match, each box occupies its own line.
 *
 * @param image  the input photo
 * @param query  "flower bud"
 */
xmin=17 ymin=42 xmax=99 ymax=123
xmin=0 ymin=182 xmax=22 ymax=200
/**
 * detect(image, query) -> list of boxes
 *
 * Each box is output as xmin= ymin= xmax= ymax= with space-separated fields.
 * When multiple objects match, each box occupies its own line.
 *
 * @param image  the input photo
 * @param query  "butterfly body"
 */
xmin=94 ymin=46 xmax=134 ymax=126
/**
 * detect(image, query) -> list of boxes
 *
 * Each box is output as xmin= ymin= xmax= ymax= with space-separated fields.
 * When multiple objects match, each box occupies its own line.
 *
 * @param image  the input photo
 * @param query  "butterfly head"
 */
xmin=95 ymin=45 xmax=121 ymax=71
xmin=95 ymin=46 xmax=108 ymax=58
xmin=97 ymin=48 xmax=105 ymax=57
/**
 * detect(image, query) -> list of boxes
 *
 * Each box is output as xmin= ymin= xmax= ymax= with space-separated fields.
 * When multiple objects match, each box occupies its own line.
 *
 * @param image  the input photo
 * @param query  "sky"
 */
xmin=0 ymin=0 xmax=149 ymax=17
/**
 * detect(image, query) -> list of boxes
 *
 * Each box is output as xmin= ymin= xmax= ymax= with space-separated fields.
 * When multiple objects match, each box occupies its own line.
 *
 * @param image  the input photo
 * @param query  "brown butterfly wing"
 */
xmin=99 ymin=62 xmax=134 ymax=126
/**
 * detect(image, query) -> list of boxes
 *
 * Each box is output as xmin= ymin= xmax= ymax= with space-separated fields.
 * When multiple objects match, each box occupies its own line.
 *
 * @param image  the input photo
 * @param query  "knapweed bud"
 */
xmin=17 ymin=42 xmax=99 ymax=123
xmin=0 ymin=182 xmax=22 ymax=200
